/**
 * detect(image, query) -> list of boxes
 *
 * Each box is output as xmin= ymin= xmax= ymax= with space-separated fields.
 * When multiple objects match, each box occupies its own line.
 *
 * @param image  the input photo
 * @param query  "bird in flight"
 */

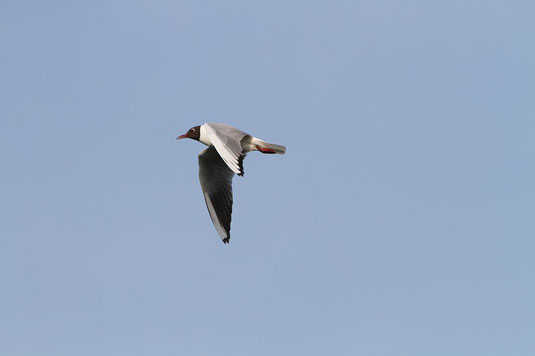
xmin=177 ymin=123 xmax=286 ymax=244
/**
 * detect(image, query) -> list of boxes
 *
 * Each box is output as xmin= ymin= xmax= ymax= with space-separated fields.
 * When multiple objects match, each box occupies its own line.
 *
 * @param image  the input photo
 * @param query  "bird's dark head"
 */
xmin=177 ymin=126 xmax=201 ymax=141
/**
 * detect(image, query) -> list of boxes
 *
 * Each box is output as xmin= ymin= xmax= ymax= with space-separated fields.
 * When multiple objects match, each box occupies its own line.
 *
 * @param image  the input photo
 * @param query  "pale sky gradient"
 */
xmin=1 ymin=1 xmax=534 ymax=355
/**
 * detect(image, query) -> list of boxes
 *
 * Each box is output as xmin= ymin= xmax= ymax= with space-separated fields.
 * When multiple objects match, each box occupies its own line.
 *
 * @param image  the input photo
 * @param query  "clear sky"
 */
xmin=1 ymin=1 xmax=534 ymax=355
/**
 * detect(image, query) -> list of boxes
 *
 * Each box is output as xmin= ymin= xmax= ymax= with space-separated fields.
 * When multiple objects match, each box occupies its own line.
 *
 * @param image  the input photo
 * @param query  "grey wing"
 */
xmin=198 ymin=146 xmax=235 ymax=244
xmin=204 ymin=123 xmax=249 ymax=176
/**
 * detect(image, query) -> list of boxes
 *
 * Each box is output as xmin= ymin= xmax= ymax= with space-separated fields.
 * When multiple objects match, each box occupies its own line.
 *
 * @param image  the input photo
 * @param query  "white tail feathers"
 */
xmin=251 ymin=138 xmax=286 ymax=154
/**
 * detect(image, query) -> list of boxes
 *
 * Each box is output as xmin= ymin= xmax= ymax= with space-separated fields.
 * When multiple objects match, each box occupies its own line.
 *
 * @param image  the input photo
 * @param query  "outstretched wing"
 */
xmin=203 ymin=123 xmax=248 ymax=175
xmin=198 ymin=146 xmax=235 ymax=243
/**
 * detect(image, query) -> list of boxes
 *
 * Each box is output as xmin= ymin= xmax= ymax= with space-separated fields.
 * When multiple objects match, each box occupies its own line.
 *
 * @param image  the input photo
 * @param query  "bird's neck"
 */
xmin=198 ymin=125 xmax=212 ymax=146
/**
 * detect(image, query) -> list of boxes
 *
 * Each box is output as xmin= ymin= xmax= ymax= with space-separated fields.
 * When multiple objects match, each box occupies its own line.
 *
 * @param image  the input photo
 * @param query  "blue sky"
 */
xmin=1 ymin=1 xmax=534 ymax=355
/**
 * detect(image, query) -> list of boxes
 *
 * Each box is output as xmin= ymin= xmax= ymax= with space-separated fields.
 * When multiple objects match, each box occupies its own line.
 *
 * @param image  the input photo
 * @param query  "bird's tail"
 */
xmin=251 ymin=137 xmax=286 ymax=155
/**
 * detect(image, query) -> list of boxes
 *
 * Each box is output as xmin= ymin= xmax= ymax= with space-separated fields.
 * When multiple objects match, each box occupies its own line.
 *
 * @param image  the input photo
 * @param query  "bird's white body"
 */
xmin=200 ymin=123 xmax=285 ymax=175
xmin=199 ymin=124 xmax=277 ymax=153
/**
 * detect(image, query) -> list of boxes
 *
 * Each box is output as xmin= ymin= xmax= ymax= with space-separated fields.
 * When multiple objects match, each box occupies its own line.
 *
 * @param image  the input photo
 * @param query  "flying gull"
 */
xmin=177 ymin=123 xmax=286 ymax=243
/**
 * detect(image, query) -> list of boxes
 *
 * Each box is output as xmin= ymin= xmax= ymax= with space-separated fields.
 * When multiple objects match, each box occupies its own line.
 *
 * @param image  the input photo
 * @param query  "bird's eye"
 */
xmin=190 ymin=128 xmax=195 ymax=132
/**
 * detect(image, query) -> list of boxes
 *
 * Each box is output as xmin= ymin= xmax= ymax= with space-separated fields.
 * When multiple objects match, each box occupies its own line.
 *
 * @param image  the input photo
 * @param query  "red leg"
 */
xmin=255 ymin=145 xmax=276 ymax=154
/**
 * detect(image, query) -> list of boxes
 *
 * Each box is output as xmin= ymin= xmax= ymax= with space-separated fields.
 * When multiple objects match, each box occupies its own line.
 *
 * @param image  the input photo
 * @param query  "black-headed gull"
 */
xmin=177 ymin=123 xmax=286 ymax=244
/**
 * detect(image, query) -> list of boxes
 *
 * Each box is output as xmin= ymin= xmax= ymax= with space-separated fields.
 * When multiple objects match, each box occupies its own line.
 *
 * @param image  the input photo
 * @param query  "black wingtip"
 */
xmin=222 ymin=236 xmax=230 ymax=244
xmin=237 ymin=154 xmax=245 ymax=177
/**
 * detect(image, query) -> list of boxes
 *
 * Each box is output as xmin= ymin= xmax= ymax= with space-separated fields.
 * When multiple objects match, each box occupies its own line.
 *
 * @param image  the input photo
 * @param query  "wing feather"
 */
xmin=203 ymin=123 xmax=248 ymax=175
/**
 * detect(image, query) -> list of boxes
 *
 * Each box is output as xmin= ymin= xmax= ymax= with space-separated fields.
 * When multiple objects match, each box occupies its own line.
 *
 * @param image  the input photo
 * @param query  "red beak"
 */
xmin=176 ymin=133 xmax=188 ymax=140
